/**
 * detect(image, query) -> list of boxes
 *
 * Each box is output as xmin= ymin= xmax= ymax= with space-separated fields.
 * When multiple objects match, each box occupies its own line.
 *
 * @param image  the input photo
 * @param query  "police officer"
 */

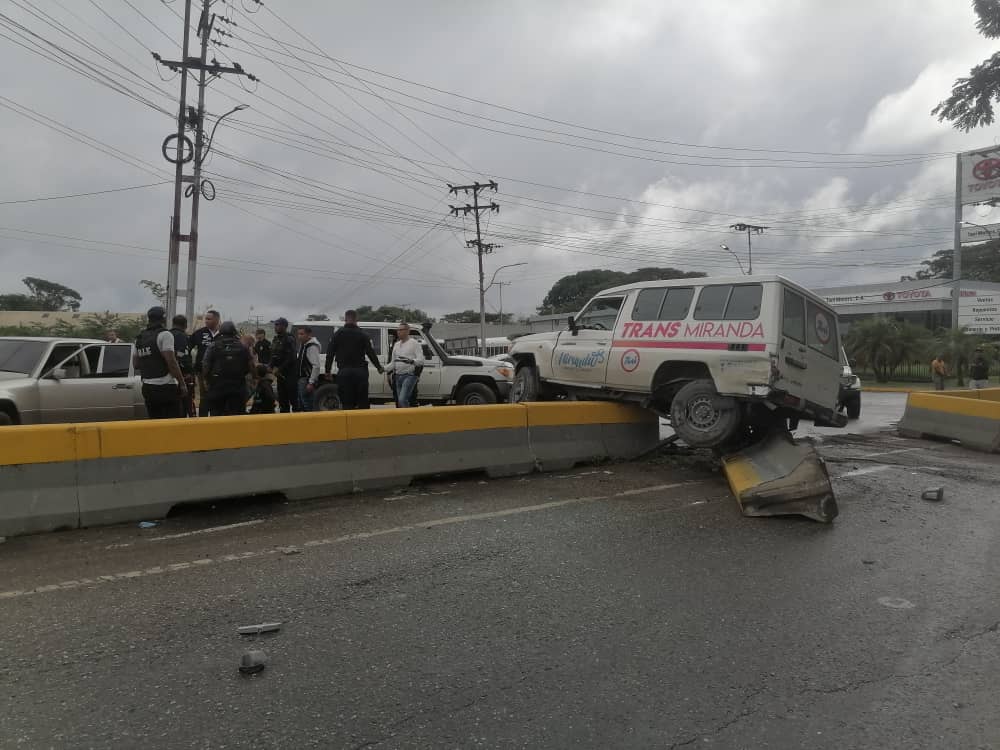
xmin=133 ymin=306 xmax=188 ymax=419
xmin=270 ymin=317 xmax=298 ymax=412
xmin=190 ymin=309 xmax=221 ymax=417
xmin=326 ymin=309 xmax=384 ymax=409
xmin=202 ymin=321 xmax=253 ymax=416
xmin=170 ymin=314 xmax=196 ymax=417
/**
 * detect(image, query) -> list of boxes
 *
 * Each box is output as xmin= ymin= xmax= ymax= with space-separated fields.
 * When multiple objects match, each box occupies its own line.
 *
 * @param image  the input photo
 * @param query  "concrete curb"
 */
xmin=0 ymin=403 xmax=659 ymax=538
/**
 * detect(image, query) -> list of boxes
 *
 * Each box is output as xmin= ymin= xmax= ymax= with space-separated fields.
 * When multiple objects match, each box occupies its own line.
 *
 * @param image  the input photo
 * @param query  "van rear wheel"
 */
xmin=0 ymin=412 xmax=12 ymax=426
xmin=669 ymin=379 xmax=741 ymax=448
xmin=313 ymin=383 xmax=341 ymax=411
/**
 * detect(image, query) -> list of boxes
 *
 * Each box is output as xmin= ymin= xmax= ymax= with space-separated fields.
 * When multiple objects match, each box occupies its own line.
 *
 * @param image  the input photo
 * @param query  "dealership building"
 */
xmin=815 ymin=280 xmax=1000 ymax=336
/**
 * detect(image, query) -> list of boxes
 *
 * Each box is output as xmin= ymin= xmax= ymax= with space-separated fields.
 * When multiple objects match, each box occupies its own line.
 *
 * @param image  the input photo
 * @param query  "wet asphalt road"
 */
xmin=2 ymin=393 xmax=999 ymax=749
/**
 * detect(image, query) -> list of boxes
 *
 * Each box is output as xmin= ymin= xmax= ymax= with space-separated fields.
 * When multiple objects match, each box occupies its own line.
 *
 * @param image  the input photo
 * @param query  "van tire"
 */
xmin=313 ymin=383 xmax=342 ymax=411
xmin=846 ymin=395 xmax=861 ymax=420
xmin=455 ymin=382 xmax=497 ymax=406
xmin=0 ymin=411 xmax=12 ymax=426
xmin=511 ymin=365 xmax=541 ymax=402
xmin=669 ymin=379 xmax=741 ymax=448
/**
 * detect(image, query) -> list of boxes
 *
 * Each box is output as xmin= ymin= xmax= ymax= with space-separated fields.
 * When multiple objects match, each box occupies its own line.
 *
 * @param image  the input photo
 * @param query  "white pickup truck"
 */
xmin=0 ymin=337 xmax=145 ymax=425
xmin=292 ymin=321 xmax=513 ymax=408
xmin=508 ymin=275 xmax=847 ymax=448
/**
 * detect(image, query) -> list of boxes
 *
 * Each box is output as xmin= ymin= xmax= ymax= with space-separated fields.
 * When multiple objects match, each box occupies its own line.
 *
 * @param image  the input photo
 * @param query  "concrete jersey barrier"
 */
xmin=897 ymin=388 xmax=1000 ymax=454
xmin=0 ymin=403 xmax=659 ymax=538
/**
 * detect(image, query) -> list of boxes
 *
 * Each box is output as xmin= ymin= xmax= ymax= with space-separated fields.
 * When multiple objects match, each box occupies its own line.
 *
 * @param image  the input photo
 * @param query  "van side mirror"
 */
xmin=568 ymin=316 xmax=578 ymax=336
xmin=51 ymin=368 xmax=67 ymax=381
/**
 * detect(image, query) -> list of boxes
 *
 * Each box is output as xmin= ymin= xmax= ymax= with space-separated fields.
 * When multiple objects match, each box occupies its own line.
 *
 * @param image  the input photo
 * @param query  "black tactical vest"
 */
xmin=135 ymin=325 xmax=169 ymax=380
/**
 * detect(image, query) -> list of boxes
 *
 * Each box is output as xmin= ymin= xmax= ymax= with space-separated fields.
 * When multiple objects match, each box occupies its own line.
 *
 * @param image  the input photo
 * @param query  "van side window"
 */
xmin=360 ymin=327 xmax=382 ymax=355
xmin=577 ymin=296 xmax=624 ymax=330
xmin=782 ymin=289 xmax=806 ymax=342
xmin=660 ymin=287 xmax=695 ymax=320
xmin=806 ymin=302 xmax=839 ymax=360
xmin=724 ymin=284 xmax=763 ymax=320
xmin=631 ymin=289 xmax=666 ymax=321
xmin=694 ymin=285 xmax=731 ymax=320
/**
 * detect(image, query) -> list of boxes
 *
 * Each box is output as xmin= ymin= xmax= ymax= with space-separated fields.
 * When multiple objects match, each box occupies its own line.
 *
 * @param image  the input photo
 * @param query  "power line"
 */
xmin=0 ymin=182 xmax=169 ymax=205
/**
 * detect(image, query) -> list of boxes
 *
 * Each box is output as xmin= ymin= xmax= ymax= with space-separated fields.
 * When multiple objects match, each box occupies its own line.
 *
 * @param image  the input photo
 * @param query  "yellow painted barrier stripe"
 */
xmin=721 ymin=455 xmax=762 ymax=498
xmin=346 ymin=404 xmax=527 ymax=440
xmin=907 ymin=392 xmax=1000 ymax=419
xmin=525 ymin=401 xmax=652 ymax=427
xmin=0 ymin=423 xmax=79 ymax=466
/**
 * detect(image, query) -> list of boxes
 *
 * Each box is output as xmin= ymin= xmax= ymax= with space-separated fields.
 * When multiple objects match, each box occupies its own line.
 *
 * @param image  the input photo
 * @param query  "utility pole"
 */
xmin=953 ymin=152 xmax=962 ymax=332
xmin=155 ymin=0 xmax=257 ymax=322
xmin=449 ymin=181 xmax=500 ymax=358
xmin=729 ymin=223 xmax=768 ymax=276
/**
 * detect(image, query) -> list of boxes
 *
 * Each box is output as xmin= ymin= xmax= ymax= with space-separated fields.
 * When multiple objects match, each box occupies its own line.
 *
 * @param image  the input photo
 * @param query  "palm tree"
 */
xmin=845 ymin=318 xmax=933 ymax=382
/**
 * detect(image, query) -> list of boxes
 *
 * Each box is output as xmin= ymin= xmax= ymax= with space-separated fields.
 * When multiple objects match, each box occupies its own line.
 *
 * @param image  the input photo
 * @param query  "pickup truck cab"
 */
xmin=0 ymin=337 xmax=145 ymax=425
xmin=508 ymin=275 xmax=847 ymax=448
xmin=291 ymin=321 xmax=512 ymax=408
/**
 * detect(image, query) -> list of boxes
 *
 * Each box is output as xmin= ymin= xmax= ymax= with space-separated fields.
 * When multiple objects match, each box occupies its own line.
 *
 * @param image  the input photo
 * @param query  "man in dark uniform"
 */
xmin=133 ymin=306 xmax=188 ymax=419
xmin=269 ymin=317 xmax=298 ymax=412
xmin=252 ymin=329 xmax=272 ymax=367
xmin=170 ymin=314 xmax=195 ymax=417
xmin=326 ymin=309 xmax=383 ymax=409
xmin=202 ymin=321 xmax=253 ymax=416
xmin=190 ymin=309 xmax=221 ymax=417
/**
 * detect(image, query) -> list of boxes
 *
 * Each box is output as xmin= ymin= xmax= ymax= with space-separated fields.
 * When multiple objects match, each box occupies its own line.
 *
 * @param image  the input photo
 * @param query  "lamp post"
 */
xmin=719 ymin=244 xmax=747 ymax=275
xmin=199 ymin=104 xmax=248 ymax=165
xmin=484 ymin=262 xmax=526 ymax=342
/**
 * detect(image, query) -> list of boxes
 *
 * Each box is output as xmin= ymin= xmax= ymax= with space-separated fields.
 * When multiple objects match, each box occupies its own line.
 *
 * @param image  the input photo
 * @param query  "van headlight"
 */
xmin=495 ymin=366 xmax=513 ymax=379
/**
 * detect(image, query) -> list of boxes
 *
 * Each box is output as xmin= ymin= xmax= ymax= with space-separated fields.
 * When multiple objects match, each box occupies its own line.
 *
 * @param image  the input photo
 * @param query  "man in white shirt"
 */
xmin=296 ymin=326 xmax=323 ymax=412
xmin=386 ymin=322 xmax=424 ymax=408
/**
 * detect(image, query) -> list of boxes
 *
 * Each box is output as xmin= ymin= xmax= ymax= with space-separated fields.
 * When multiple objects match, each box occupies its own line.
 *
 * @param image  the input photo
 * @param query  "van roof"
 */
xmin=598 ymin=274 xmax=829 ymax=305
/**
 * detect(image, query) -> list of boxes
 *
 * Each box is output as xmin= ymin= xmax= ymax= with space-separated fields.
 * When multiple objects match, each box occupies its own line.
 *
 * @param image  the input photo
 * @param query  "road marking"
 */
xmin=839 ymin=465 xmax=894 ymax=478
xmin=0 ymin=481 xmax=700 ymax=602
xmin=148 ymin=519 xmax=265 ymax=542
xmin=861 ymin=447 xmax=922 ymax=459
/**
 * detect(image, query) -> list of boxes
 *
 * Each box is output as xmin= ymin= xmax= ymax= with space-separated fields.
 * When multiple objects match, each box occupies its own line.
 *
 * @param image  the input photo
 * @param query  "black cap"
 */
xmin=272 ymin=317 xmax=289 ymax=326
xmin=147 ymin=306 xmax=166 ymax=321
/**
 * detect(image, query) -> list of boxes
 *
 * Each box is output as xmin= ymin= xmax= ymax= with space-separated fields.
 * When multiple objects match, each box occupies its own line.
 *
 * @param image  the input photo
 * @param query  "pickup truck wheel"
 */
xmin=313 ymin=383 xmax=341 ymax=411
xmin=455 ymin=382 xmax=497 ymax=406
xmin=0 ymin=412 xmax=12 ymax=426
xmin=669 ymin=379 xmax=741 ymax=448
xmin=846 ymin=395 xmax=861 ymax=420
xmin=511 ymin=365 xmax=541 ymax=402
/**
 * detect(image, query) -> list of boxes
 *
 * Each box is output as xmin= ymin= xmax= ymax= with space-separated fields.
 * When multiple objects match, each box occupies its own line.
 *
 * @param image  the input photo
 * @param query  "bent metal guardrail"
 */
xmin=897 ymin=388 xmax=1000 ymax=453
xmin=0 ymin=403 xmax=659 ymax=538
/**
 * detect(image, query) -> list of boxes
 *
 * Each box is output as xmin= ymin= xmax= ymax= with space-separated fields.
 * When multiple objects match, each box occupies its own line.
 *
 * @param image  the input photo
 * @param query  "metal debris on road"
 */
xmin=138 ymin=521 xmax=159 ymax=529
xmin=278 ymin=546 xmax=302 ymax=555
xmin=921 ymin=487 xmax=944 ymax=502
xmin=237 ymin=622 xmax=282 ymax=635
xmin=238 ymin=650 xmax=267 ymax=674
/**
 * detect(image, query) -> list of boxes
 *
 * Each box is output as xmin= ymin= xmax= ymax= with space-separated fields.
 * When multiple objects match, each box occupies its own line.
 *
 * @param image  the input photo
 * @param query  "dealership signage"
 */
xmin=959 ymin=291 xmax=1000 ymax=333
xmin=961 ymin=150 xmax=1000 ymax=205
xmin=960 ymin=222 xmax=1000 ymax=243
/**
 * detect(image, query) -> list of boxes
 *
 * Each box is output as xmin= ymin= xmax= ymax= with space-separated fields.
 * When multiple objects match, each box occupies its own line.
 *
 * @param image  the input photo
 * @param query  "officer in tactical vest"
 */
xmin=202 ymin=321 xmax=253 ymax=416
xmin=133 ymin=306 xmax=188 ymax=419
xmin=170 ymin=314 xmax=196 ymax=417
xmin=270 ymin=317 xmax=298 ymax=412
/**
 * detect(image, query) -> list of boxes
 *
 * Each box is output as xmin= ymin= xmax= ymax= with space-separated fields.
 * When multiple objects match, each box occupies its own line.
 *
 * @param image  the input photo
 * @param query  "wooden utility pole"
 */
xmin=155 ymin=0 xmax=256 ymax=322
xmin=449 ymin=181 xmax=500 ymax=358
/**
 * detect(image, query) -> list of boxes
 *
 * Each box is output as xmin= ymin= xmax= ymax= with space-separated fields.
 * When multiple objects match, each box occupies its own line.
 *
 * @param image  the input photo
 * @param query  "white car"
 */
xmin=291 ymin=321 xmax=512 ymax=407
xmin=0 ymin=337 xmax=145 ymax=425
xmin=508 ymin=275 xmax=847 ymax=448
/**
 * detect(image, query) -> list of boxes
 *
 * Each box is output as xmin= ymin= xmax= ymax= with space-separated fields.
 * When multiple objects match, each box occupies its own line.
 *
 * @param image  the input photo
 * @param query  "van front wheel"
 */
xmin=669 ymin=379 xmax=741 ymax=448
xmin=511 ymin=365 xmax=541 ymax=402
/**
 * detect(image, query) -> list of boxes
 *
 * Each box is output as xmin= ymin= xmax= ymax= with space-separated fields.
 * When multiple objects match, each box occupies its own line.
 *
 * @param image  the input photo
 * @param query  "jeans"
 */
xmin=970 ymin=379 xmax=990 ymax=390
xmin=337 ymin=367 xmax=370 ymax=410
xmin=142 ymin=382 xmax=183 ymax=420
xmin=298 ymin=378 xmax=315 ymax=412
xmin=395 ymin=373 xmax=418 ymax=408
xmin=933 ymin=374 xmax=945 ymax=391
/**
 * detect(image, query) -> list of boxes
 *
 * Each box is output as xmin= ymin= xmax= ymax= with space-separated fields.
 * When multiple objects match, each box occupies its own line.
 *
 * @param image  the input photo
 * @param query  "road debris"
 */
xmin=237 ymin=622 xmax=282 ymax=636
xmin=238 ymin=650 xmax=267 ymax=674
xmin=138 ymin=521 xmax=159 ymax=529
xmin=921 ymin=487 xmax=944 ymax=502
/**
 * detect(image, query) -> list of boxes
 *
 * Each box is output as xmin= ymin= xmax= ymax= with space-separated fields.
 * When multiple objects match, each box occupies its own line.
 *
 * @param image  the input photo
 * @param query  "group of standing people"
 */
xmin=930 ymin=347 xmax=992 ymax=390
xmin=133 ymin=306 xmax=426 ymax=420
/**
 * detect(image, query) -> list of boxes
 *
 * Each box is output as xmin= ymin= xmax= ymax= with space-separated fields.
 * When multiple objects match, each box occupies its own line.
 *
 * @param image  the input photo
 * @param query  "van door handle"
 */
xmin=112 ymin=383 xmax=134 ymax=390
xmin=786 ymin=356 xmax=808 ymax=370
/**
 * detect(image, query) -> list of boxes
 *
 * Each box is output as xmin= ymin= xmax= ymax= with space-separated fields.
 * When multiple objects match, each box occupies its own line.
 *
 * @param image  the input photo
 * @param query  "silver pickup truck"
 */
xmin=0 ymin=337 xmax=146 ymax=425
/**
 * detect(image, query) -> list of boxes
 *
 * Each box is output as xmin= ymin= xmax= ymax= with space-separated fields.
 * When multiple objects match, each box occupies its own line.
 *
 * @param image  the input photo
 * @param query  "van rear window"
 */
xmin=694 ymin=284 xmax=762 ymax=320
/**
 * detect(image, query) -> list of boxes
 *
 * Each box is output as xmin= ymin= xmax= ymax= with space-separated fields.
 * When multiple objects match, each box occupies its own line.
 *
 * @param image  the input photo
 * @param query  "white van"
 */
xmin=508 ymin=275 xmax=847 ymax=448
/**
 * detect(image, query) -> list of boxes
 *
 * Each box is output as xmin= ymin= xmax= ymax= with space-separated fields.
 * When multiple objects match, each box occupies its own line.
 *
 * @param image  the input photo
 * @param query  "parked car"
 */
xmin=507 ymin=275 xmax=847 ymax=448
xmin=0 ymin=337 xmax=145 ymax=425
xmin=291 ymin=321 xmax=512 ymax=408
xmin=837 ymin=347 xmax=862 ymax=419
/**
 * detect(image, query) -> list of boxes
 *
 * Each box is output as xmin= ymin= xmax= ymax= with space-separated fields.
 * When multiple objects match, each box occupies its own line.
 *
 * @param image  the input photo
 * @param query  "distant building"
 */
xmin=0 ymin=311 xmax=145 ymax=328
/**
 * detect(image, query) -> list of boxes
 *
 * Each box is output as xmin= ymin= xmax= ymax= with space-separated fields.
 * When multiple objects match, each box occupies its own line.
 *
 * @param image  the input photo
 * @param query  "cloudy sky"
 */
xmin=1 ymin=0 xmax=997 ymax=322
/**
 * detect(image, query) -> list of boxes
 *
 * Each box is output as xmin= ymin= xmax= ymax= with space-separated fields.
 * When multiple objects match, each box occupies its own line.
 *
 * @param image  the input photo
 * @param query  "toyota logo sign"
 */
xmin=973 ymin=158 xmax=1000 ymax=181
xmin=882 ymin=291 xmax=896 ymax=301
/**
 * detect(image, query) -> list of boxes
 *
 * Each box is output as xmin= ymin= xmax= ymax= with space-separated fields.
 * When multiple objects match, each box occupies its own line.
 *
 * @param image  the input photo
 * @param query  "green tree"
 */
xmin=355 ymin=305 xmax=434 ymax=323
xmin=0 ymin=293 xmax=43 ymax=311
xmin=933 ymin=0 xmax=1000 ymax=130
xmin=537 ymin=267 xmax=705 ymax=314
xmin=933 ymin=327 xmax=993 ymax=384
xmin=21 ymin=277 xmax=82 ymax=311
xmin=905 ymin=242 xmax=1000 ymax=282
xmin=845 ymin=318 xmax=933 ymax=383
xmin=139 ymin=280 xmax=167 ymax=305
xmin=441 ymin=309 xmax=513 ymax=324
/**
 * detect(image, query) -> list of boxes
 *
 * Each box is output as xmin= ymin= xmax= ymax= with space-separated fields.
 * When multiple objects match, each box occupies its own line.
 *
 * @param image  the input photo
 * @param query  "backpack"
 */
xmin=210 ymin=337 xmax=248 ymax=381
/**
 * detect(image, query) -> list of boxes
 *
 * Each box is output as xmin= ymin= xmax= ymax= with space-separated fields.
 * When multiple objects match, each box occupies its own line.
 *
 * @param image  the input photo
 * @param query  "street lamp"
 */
xmin=482 ymin=262 xmax=526 ymax=353
xmin=719 ymin=244 xmax=747 ymax=275
xmin=198 ymin=104 xmax=248 ymax=165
